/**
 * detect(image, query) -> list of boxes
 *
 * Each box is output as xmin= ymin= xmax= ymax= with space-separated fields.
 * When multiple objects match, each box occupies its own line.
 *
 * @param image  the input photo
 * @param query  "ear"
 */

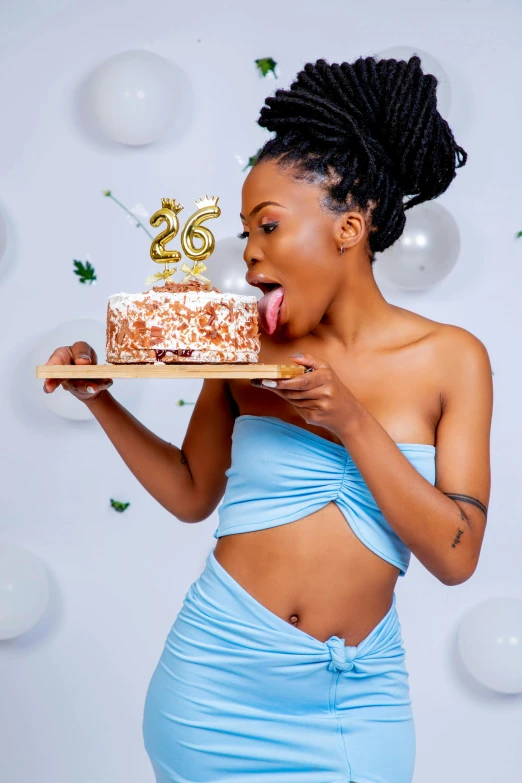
xmin=336 ymin=211 xmax=366 ymax=250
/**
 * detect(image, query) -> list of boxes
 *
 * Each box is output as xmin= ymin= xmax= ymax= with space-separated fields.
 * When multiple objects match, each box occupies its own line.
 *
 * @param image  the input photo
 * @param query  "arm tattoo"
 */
xmin=444 ymin=493 xmax=488 ymax=520
xmin=451 ymin=528 xmax=466 ymax=548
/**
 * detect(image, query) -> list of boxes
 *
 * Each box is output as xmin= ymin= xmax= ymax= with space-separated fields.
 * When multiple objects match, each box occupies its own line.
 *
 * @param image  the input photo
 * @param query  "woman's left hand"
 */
xmin=250 ymin=352 xmax=360 ymax=436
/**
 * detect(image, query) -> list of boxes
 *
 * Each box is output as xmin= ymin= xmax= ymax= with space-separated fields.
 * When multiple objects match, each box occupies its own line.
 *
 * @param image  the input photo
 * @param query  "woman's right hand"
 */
xmin=42 ymin=341 xmax=113 ymax=402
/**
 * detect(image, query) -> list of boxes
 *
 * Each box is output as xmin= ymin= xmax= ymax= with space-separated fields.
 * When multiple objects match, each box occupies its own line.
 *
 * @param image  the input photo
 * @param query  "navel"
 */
xmin=288 ymin=613 xmax=299 ymax=625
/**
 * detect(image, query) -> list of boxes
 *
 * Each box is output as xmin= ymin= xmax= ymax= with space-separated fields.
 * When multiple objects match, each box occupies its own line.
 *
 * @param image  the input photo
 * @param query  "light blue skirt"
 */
xmin=142 ymin=547 xmax=415 ymax=783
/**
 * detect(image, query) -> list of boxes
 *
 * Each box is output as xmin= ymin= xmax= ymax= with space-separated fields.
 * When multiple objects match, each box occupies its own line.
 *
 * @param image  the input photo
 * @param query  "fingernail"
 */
xmin=86 ymin=386 xmax=96 ymax=394
xmin=261 ymin=380 xmax=277 ymax=387
xmin=79 ymin=355 xmax=91 ymax=361
xmin=289 ymin=353 xmax=303 ymax=358
xmin=43 ymin=382 xmax=48 ymax=393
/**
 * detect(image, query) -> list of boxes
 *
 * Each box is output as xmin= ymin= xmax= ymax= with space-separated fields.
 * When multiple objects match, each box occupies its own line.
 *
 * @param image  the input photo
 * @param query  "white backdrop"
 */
xmin=1 ymin=0 xmax=521 ymax=781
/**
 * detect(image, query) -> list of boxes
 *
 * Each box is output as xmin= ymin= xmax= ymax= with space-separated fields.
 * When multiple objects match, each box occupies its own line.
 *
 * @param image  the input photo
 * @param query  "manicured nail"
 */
xmin=86 ymin=386 xmax=96 ymax=394
xmin=261 ymin=380 xmax=277 ymax=387
xmin=289 ymin=353 xmax=303 ymax=358
xmin=79 ymin=355 xmax=91 ymax=361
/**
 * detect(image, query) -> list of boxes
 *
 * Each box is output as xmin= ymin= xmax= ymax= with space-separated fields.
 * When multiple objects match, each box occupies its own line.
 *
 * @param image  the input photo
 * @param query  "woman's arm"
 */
xmin=338 ymin=326 xmax=493 ymax=586
xmin=84 ymin=390 xmax=198 ymax=521
xmin=84 ymin=377 xmax=236 ymax=523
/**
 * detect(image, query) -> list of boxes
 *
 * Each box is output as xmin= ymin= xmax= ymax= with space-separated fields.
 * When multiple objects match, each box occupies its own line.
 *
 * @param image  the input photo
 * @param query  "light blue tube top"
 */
xmin=213 ymin=414 xmax=436 ymax=577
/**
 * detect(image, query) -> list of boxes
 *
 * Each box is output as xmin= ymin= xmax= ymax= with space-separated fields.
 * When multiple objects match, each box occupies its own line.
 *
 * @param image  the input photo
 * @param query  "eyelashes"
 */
xmin=237 ymin=223 xmax=278 ymax=240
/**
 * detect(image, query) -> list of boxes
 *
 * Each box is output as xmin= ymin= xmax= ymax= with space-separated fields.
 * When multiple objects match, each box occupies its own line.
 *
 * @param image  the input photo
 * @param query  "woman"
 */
xmin=43 ymin=56 xmax=493 ymax=782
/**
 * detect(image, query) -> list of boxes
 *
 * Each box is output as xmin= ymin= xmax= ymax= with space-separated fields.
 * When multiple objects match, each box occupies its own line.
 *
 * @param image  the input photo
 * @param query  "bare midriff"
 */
xmin=215 ymin=316 xmax=440 ymax=648
xmin=213 ymin=500 xmax=400 ymax=647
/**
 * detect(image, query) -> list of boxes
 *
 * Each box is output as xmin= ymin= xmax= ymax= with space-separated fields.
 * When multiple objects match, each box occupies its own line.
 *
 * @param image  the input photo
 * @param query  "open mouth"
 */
xmin=256 ymin=284 xmax=285 ymax=335
xmin=256 ymin=282 xmax=282 ymax=295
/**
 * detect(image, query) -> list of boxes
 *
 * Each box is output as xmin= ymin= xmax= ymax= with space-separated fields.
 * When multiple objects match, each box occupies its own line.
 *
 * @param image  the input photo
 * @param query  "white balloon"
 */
xmin=374 ymin=201 xmax=460 ymax=290
xmin=204 ymin=236 xmax=261 ymax=298
xmin=89 ymin=50 xmax=178 ymax=145
xmin=35 ymin=318 xmax=142 ymax=422
xmin=458 ymin=597 xmax=522 ymax=694
xmin=0 ymin=543 xmax=50 ymax=640
xmin=375 ymin=46 xmax=452 ymax=119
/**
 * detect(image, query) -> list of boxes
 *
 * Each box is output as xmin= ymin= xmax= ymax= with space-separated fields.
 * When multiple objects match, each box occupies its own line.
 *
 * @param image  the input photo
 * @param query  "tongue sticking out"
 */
xmin=256 ymin=286 xmax=285 ymax=335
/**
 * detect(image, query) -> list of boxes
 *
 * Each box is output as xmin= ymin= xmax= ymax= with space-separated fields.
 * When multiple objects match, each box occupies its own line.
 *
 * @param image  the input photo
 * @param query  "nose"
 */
xmin=243 ymin=238 xmax=265 ymax=269
xmin=244 ymin=252 xmax=261 ymax=270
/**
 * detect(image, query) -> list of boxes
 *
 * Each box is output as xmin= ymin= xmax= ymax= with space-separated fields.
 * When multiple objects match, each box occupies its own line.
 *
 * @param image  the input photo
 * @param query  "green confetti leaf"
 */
xmin=73 ymin=259 xmax=97 ymax=284
xmin=177 ymin=399 xmax=196 ymax=406
xmin=255 ymin=58 xmax=278 ymax=78
xmin=242 ymin=148 xmax=262 ymax=172
xmin=110 ymin=498 xmax=131 ymax=512
xmin=516 ymin=230 xmax=522 ymax=238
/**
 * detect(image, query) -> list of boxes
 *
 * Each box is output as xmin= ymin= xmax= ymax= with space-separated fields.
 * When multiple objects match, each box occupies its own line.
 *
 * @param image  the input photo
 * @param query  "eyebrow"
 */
xmin=239 ymin=201 xmax=287 ymax=220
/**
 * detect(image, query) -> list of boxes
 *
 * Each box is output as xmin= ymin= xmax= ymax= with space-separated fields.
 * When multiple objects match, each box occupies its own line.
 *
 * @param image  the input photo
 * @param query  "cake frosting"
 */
xmin=106 ymin=280 xmax=260 ymax=364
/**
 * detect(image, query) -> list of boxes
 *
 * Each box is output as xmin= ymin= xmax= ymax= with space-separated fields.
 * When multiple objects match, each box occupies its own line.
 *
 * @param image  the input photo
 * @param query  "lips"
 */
xmin=256 ymin=285 xmax=285 ymax=335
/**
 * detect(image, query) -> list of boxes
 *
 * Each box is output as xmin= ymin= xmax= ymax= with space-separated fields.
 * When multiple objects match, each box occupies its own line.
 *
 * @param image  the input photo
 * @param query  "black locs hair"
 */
xmin=255 ymin=55 xmax=468 ymax=263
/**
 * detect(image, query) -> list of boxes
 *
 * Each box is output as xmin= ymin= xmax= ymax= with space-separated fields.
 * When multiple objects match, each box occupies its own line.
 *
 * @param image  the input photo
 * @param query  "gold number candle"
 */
xmin=146 ymin=198 xmax=183 ymax=285
xmin=179 ymin=195 xmax=221 ymax=284
xmin=146 ymin=195 xmax=221 ymax=286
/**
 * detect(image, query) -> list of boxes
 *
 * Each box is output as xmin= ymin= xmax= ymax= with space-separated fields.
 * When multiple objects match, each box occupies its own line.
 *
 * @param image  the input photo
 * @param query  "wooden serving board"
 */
xmin=36 ymin=363 xmax=306 ymax=380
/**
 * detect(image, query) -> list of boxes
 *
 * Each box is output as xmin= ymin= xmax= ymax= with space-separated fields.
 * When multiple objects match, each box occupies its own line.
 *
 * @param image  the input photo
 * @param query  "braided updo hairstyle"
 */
xmin=255 ymin=55 xmax=467 ymax=264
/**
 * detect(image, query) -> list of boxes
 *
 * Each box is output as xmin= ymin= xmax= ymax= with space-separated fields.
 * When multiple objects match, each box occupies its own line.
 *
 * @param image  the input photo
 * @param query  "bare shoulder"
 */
xmin=430 ymin=320 xmax=489 ymax=357
xmin=388 ymin=310 xmax=493 ymax=437
xmin=394 ymin=306 xmax=491 ymax=370
xmin=423 ymin=319 xmax=491 ymax=387
xmin=399 ymin=308 xmax=493 ymax=423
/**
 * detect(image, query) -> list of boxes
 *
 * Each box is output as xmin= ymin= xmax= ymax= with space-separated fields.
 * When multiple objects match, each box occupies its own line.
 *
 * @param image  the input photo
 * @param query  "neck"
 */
xmin=310 ymin=255 xmax=394 ymax=351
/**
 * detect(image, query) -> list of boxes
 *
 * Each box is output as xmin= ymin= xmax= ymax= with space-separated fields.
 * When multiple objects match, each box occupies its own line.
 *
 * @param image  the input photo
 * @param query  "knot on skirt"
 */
xmin=326 ymin=636 xmax=358 ymax=673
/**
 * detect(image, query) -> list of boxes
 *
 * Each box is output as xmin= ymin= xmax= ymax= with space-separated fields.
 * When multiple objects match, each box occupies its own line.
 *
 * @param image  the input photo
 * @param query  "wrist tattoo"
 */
xmin=444 ymin=492 xmax=488 ymax=520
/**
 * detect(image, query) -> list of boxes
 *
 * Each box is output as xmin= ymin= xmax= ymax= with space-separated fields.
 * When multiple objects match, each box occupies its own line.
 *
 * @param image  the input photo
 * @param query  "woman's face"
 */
xmin=239 ymin=158 xmax=361 ymax=340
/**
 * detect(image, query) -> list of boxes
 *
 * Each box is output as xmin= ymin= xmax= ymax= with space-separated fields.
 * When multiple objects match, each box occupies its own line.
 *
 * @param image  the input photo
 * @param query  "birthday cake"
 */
xmin=106 ymin=279 xmax=260 ymax=364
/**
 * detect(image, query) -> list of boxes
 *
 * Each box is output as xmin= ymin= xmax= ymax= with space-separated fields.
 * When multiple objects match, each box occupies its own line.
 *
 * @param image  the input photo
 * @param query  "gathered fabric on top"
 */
xmin=213 ymin=415 xmax=436 ymax=577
